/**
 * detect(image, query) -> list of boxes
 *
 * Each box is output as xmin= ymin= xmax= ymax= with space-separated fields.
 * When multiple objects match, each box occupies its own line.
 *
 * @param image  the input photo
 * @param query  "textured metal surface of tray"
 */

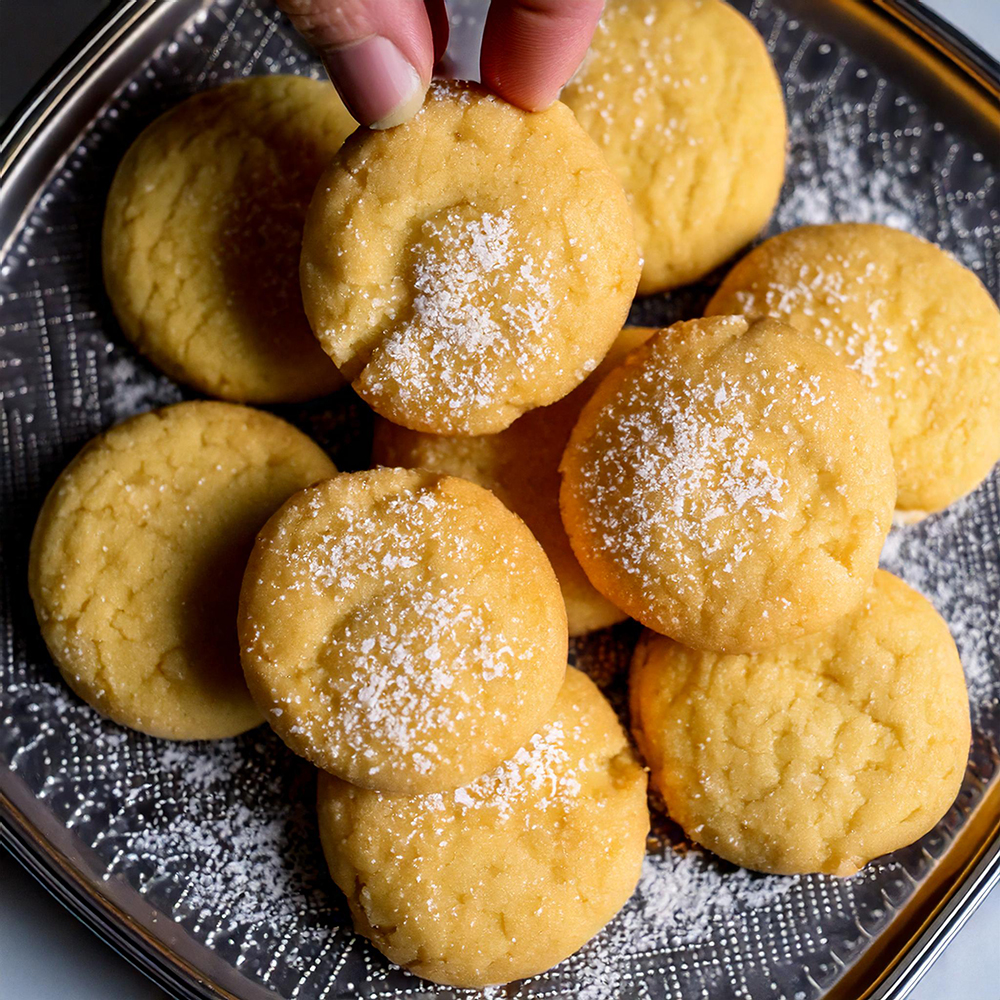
xmin=1 ymin=2 xmax=999 ymax=999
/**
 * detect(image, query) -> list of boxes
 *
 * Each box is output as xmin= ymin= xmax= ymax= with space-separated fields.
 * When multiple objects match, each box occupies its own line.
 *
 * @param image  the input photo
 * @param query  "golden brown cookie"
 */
xmin=562 ymin=0 xmax=786 ymax=294
xmin=300 ymin=80 xmax=641 ymax=435
xmin=29 ymin=402 xmax=336 ymax=739
xmin=630 ymin=571 xmax=971 ymax=876
xmin=103 ymin=76 xmax=355 ymax=402
xmin=706 ymin=223 xmax=1000 ymax=513
xmin=239 ymin=468 xmax=568 ymax=794
xmin=317 ymin=667 xmax=648 ymax=987
xmin=371 ymin=326 xmax=656 ymax=636
xmin=560 ymin=316 xmax=896 ymax=652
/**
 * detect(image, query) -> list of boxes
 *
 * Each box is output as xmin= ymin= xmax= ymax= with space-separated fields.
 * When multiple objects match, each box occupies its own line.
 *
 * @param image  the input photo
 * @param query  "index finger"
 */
xmin=480 ymin=0 xmax=604 ymax=112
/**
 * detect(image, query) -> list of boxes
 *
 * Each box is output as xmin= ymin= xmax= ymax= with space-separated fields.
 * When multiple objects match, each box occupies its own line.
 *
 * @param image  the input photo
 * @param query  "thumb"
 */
xmin=480 ymin=0 xmax=604 ymax=112
xmin=277 ymin=0 xmax=439 ymax=129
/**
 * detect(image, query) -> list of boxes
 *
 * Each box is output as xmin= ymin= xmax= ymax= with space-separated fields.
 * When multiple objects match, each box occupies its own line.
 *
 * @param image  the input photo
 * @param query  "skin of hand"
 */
xmin=277 ymin=0 xmax=604 ymax=128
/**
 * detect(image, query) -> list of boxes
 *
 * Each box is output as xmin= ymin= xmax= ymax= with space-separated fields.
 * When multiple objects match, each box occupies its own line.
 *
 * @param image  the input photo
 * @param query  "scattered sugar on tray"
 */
xmin=880 ymin=486 xmax=1000 ymax=717
xmin=105 ymin=353 xmax=182 ymax=420
xmin=121 ymin=739 xmax=313 ymax=935
xmin=774 ymin=86 xmax=992 ymax=275
xmin=573 ymin=846 xmax=800 ymax=1000
xmin=6 ymin=680 xmax=317 ymax=937
xmin=776 ymin=120 xmax=917 ymax=235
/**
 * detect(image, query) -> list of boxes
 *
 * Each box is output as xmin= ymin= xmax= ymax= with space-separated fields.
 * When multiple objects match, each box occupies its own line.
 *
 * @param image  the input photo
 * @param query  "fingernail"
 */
xmin=322 ymin=35 xmax=426 ymax=130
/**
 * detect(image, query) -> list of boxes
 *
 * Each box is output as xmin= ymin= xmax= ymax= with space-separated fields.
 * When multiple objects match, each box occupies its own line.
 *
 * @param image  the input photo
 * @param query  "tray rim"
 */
xmin=1 ymin=1 xmax=999 ymax=998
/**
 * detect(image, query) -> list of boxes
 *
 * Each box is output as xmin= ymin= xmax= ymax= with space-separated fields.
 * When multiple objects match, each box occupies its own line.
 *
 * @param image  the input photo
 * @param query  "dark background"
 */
xmin=1 ymin=0 xmax=114 ymax=123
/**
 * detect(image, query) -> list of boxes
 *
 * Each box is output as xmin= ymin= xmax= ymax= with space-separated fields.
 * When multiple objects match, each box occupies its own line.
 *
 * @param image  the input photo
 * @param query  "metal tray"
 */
xmin=1 ymin=2 xmax=998 ymax=998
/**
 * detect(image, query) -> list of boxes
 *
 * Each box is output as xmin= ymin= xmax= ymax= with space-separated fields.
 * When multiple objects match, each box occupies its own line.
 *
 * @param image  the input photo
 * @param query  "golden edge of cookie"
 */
xmin=28 ymin=438 xmax=137 ymax=731
xmin=557 ymin=331 xmax=668 ymax=635
xmin=628 ymin=572 xmax=972 ymax=877
xmin=101 ymin=77 xmax=350 ymax=404
xmin=28 ymin=402 xmax=333 ymax=740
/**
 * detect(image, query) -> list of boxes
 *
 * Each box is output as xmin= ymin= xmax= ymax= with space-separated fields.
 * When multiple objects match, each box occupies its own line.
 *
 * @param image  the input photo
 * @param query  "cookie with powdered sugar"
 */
xmin=238 ymin=468 xmax=567 ymax=794
xmin=559 ymin=316 xmax=896 ymax=652
xmin=317 ymin=667 xmax=648 ymax=987
xmin=706 ymin=223 xmax=1000 ymax=515
xmin=300 ymin=80 xmax=640 ymax=436
xmin=103 ymin=76 xmax=354 ymax=402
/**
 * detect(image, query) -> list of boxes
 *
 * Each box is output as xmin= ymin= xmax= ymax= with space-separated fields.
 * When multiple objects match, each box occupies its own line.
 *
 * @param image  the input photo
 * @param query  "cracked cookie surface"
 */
xmin=103 ymin=76 xmax=355 ymax=402
xmin=239 ymin=468 xmax=567 ymax=794
xmin=629 ymin=570 xmax=971 ymax=876
xmin=706 ymin=223 xmax=1000 ymax=513
xmin=300 ymin=80 xmax=640 ymax=435
xmin=560 ymin=316 xmax=896 ymax=652
xmin=371 ymin=326 xmax=655 ymax=636
xmin=316 ymin=667 xmax=648 ymax=987
xmin=562 ymin=0 xmax=786 ymax=294
xmin=28 ymin=401 xmax=336 ymax=739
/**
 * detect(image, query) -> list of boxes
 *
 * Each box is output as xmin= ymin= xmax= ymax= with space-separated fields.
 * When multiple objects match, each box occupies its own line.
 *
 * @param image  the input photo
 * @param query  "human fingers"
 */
xmin=480 ymin=0 xmax=604 ymax=112
xmin=278 ymin=0 xmax=444 ymax=128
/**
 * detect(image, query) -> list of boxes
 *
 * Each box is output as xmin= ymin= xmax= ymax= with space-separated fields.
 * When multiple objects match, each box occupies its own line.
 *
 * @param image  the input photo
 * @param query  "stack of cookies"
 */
xmin=28 ymin=0 xmax=999 ymax=990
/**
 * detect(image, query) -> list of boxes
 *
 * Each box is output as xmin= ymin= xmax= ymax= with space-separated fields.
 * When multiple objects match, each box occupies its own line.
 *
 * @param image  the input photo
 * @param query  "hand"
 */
xmin=277 ymin=0 xmax=604 ymax=129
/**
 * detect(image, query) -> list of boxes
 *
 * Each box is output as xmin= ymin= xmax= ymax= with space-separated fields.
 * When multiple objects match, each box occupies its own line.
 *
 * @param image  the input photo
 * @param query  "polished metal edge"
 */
xmin=1 ymin=6 xmax=253 ymax=995
xmin=873 ymin=836 xmax=1000 ymax=1000
xmin=0 ymin=0 xmax=198 ymax=258
xmin=876 ymin=0 xmax=1000 ymax=98
xmin=0 ymin=1 xmax=998 ymax=999
xmin=1 ymin=805 xmax=219 ymax=1000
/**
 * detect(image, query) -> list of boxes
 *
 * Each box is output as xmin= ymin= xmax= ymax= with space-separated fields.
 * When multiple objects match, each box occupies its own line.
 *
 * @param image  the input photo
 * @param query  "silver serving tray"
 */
xmin=1 ymin=2 xmax=998 ymax=998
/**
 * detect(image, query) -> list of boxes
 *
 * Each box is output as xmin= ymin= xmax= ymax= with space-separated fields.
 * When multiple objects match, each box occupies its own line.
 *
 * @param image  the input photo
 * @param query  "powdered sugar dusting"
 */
xmin=574 ymin=847 xmax=800 ymax=1000
xmin=770 ymin=82 xmax=993 ymax=275
xmin=104 ymin=353 xmax=183 ymax=421
xmin=569 ymin=323 xmax=856 ymax=606
xmin=5 ymin=678 xmax=322 ymax=940
xmin=573 ymin=845 xmax=908 ymax=1000
xmin=420 ymin=719 xmax=582 ymax=824
xmin=728 ymin=251 xmax=905 ymax=392
xmin=243 ymin=479 xmax=540 ymax=781
xmin=411 ymin=210 xmax=517 ymax=353
xmin=124 ymin=745 xmax=302 ymax=932
xmin=595 ymin=381 xmax=784 ymax=588
xmin=775 ymin=102 xmax=918 ymax=236
xmin=318 ymin=584 xmax=520 ymax=771
xmin=360 ymin=204 xmax=559 ymax=431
